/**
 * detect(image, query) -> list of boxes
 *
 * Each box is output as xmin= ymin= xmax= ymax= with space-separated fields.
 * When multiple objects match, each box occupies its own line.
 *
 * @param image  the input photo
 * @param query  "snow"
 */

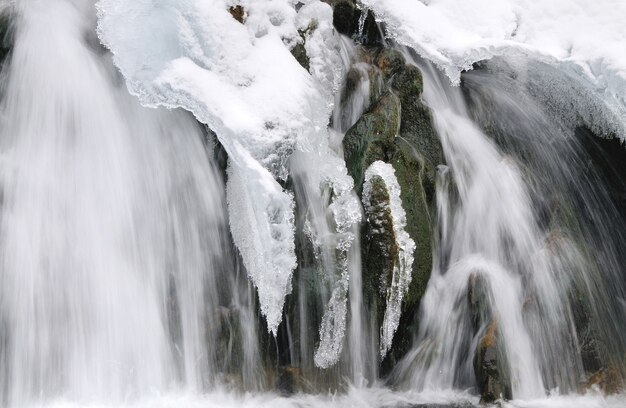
xmin=96 ymin=0 xmax=332 ymax=335
xmin=362 ymin=161 xmax=415 ymax=358
xmin=362 ymin=0 xmax=626 ymax=135
xmin=96 ymin=0 xmax=362 ymax=344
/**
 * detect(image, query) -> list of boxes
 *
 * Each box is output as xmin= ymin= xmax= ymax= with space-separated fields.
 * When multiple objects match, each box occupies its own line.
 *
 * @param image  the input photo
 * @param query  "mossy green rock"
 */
xmin=375 ymin=49 xmax=406 ymax=80
xmin=343 ymin=92 xmax=400 ymax=194
xmin=392 ymin=64 xmax=441 ymax=317
xmin=341 ymin=65 xmax=384 ymax=114
xmin=344 ymin=62 xmax=443 ymax=370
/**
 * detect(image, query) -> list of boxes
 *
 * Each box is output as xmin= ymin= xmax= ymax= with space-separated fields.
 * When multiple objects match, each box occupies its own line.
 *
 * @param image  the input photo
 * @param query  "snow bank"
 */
xmin=362 ymin=0 xmax=626 ymax=135
xmin=97 ymin=0 xmax=362 ymax=347
xmin=96 ymin=0 xmax=337 ymax=335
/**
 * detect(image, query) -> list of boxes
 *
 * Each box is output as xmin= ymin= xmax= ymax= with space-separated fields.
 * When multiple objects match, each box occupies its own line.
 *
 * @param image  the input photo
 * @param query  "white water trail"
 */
xmin=392 ymin=57 xmax=586 ymax=399
xmin=0 ymin=0 xmax=260 ymax=405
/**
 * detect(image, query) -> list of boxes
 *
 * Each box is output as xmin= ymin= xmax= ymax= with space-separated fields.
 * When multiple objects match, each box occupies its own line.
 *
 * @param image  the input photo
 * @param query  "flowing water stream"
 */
xmin=0 ymin=1 xmax=625 ymax=407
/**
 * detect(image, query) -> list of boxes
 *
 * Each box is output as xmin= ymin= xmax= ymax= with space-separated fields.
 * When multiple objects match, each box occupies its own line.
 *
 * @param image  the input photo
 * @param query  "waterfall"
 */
xmin=392 ymin=53 xmax=626 ymax=400
xmin=0 ymin=0 xmax=261 ymax=404
xmin=0 ymin=0 xmax=625 ymax=407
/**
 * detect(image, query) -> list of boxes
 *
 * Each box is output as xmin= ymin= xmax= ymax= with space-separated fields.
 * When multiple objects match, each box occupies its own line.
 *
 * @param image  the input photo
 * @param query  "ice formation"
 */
xmin=97 ymin=0 xmax=361 ymax=342
xmin=362 ymin=161 xmax=415 ymax=358
xmin=361 ymin=0 xmax=626 ymax=135
xmin=96 ymin=0 xmax=314 ymax=334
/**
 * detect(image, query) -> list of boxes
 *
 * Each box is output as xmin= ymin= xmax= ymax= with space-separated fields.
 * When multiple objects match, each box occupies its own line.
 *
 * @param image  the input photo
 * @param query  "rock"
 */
xmin=340 ymin=65 xmax=384 ymax=121
xmin=390 ymin=139 xmax=435 ymax=310
xmin=361 ymin=174 xmax=397 ymax=316
xmin=467 ymin=275 xmax=512 ymax=404
xmin=375 ymin=49 xmax=406 ymax=80
xmin=468 ymin=273 xmax=490 ymax=334
xmin=473 ymin=319 xmax=512 ymax=404
xmin=393 ymin=64 xmax=424 ymax=102
xmin=358 ymin=9 xmax=383 ymax=47
xmin=327 ymin=0 xmax=382 ymax=47
xmin=276 ymin=366 xmax=302 ymax=396
xmin=0 ymin=11 xmax=14 ymax=64
xmin=343 ymin=92 xmax=401 ymax=194
xmin=291 ymin=41 xmax=310 ymax=71
xmin=343 ymin=62 xmax=444 ymax=372
xmin=331 ymin=0 xmax=359 ymax=36
xmin=390 ymin=64 xmax=442 ymax=337
xmin=291 ymin=21 xmax=319 ymax=72
xmin=580 ymin=366 xmax=624 ymax=396
xmin=228 ymin=5 xmax=245 ymax=24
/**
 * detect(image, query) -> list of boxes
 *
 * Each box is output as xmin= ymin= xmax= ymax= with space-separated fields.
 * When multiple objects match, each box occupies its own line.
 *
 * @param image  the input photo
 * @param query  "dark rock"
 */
xmin=473 ymin=319 xmax=512 ymax=404
xmin=358 ymin=9 xmax=383 ymax=47
xmin=328 ymin=0 xmax=382 ymax=47
xmin=362 ymin=175 xmax=397 ymax=317
xmin=580 ymin=366 xmax=624 ymax=396
xmin=342 ymin=67 xmax=363 ymax=105
xmin=376 ymin=49 xmax=406 ymax=81
xmin=229 ymin=5 xmax=245 ymax=24
xmin=0 ymin=11 xmax=14 ymax=65
xmin=291 ymin=42 xmax=310 ymax=71
xmin=393 ymin=64 xmax=424 ymax=102
xmin=290 ymin=21 xmax=318 ymax=72
xmin=390 ymin=138 xmax=435 ymax=309
xmin=343 ymin=61 xmax=444 ymax=371
xmin=340 ymin=65 xmax=384 ymax=119
xmin=468 ymin=273 xmax=491 ymax=334
xmin=467 ymin=275 xmax=511 ymax=404
xmin=332 ymin=0 xmax=359 ymax=36
xmin=391 ymin=64 xmax=442 ymax=331
xmin=276 ymin=366 xmax=302 ymax=396
xmin=343 ymin=91 xmax=400 ymax=194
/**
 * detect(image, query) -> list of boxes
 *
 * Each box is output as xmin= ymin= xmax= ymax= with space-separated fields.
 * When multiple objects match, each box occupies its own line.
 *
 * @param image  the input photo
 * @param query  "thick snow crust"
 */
xmin=362 ymin=0 xmax=626 ymax=135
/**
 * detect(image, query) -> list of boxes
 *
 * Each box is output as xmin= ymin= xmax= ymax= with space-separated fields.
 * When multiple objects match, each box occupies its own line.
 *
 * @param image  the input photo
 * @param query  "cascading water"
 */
xmin=392 ymin=52 xmax=626 ymax=401
xmin=1 ymin=0 xmax=626 ymax=407
xmin=0 ymin=0 xmax=262 ymax=404
xmin=393 ymin=59 xmax=552 ymax=398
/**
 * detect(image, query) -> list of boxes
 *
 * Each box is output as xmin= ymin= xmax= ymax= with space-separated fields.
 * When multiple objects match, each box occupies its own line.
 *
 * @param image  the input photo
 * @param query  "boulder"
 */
xmin=580 ymin=366 xmax=624 ymax=396
xmin=228 ymin=5 xmax=245 ymax=24
xmin=343 ymin=92 xmax=400 ymax=194
xmin=473 ymin=319 xmax=512 ymax=404
xmin=0 ymin=11 xmax=13 ymax=64
xmin=343 ymin=62 xmax=444 ymax=371
xmin=326 ymin=0 xmax=382 ymax=47
xmin=361 ymin=174 xmax=397 ymax=315
xmin=375 ymin=48 xmax=406 ymax=81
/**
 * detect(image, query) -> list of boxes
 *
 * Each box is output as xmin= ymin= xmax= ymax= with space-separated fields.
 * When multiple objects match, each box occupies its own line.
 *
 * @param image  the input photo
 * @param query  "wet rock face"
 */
xmin=342 ymin=53 xmax=443 ymax=370
xmin=467 ymin=275 xmax=512 ymax=404
xmin=473 ymin=319 xmax=511 ymax=404
xmin=468 ymin=274 xmax=490 ymax=334
xmin=325 ymin=0 xmax=382 ymax=47
xmin=376 ymin=49 xmax=406 ymax=80
xmin=362 ymin=175 xmax=397 ymax=310
xmin=580 ymin=366 xmax=624 ymax=396
xmin=0 ymin=11 xmax=14 ymax=65
xmin=343 ymin=92 xmax=400 ymax=194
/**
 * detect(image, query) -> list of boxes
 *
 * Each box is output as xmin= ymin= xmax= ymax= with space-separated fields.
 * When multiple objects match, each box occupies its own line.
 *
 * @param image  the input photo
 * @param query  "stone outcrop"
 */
xmin=468 ymin=274 xmax=512 ymax=404
xmin=0 ymin=11 xmax=13 ymax=65
xmin=326 ymin=0 xmax=382 ymax=47
xmin=342 ymin=45 xmax=443 ymax=370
